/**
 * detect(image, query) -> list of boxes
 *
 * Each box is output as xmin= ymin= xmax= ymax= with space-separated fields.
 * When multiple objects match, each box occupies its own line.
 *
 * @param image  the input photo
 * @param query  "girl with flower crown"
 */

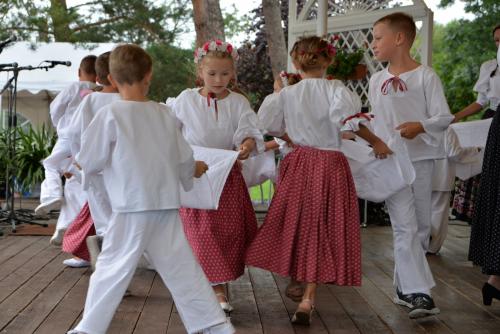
xmin=245 ymin=36 xmax=392 ymax=326
xmin=171 ymin=39 xmax=263 ymax=314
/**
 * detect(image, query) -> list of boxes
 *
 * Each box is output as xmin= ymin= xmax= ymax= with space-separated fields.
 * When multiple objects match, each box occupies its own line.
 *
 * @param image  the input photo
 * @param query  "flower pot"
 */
xmin=347 ymin=64 xmax=368 ymax=80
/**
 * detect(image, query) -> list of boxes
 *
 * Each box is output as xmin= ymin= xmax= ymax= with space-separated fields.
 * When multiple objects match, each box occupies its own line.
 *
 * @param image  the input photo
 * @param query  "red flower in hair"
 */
xmin=203 ymin=42 xmax=210 ymax=51
xmin=215 ymin=39 xmax=223 ymax=46
xmin=227 ymin=44 xmax=233 ymax=53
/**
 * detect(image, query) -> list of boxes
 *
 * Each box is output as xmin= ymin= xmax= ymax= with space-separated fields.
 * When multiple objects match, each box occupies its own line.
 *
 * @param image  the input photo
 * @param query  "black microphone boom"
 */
xmin=0 ymin=62 xmax=18 ymax=69
xmin=0 ymin=35 xmax=17 ymax=49
xmin=44 ymin=60 xmax=72 ymax=66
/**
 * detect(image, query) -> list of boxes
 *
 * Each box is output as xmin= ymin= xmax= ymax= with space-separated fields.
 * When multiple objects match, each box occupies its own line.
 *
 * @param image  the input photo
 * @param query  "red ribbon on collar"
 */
xmin=207 ymin=92 xmax=219 ymax=121
xmin=381 ymin=76 xmax=408 ymax=95
xmin=342 ymin=112 xmax=374 ymax=125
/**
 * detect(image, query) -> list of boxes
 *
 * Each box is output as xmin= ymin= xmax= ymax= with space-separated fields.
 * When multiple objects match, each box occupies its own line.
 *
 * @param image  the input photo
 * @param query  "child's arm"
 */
xmin=49 ymin=86 xmax=73 ymax=128
xmin=453 ymin=102 xmax=483 ymax=123
xmin=354 ymin=124 xmax=393 ymax=159
xmin=264 ymin=140 xmax=280 ymax=152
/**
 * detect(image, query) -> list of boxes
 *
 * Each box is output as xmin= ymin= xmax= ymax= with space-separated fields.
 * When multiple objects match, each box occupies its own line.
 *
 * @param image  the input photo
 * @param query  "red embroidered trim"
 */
xmin=207 ymin=92 xmax=218 ymax=121
xmin=381 ymin=76 xmax=408 ymax=95
xmin=342 ymin=113 xmax=373 ymax=125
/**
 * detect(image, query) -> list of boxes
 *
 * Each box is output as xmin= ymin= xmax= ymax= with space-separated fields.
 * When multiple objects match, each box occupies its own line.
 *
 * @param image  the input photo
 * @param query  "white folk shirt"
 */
xmin=369 ymin=65 xmax=454 ymax=161
xmin=172 ymin=88 xmax=264 ymax=153
xmin=50 ymin=81 xmax=96 ymax=136
xmin=258 ymin=79 xmax=367 ymax=150
xmin=76 ymin=101 xmax=195 ymax=213
xmin=474 ymin=57 xmax=500 ymax=111
xmin=67 ymin=92 xmax=121 ymax=157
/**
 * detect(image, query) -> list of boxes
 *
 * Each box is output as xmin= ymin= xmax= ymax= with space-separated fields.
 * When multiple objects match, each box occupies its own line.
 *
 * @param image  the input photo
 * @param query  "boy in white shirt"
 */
xmin=37 ymin=55 xmax=97 ymax=246
xmin=369 ymin=12 xmax=453 ymax=318
xmin=68 ymin=44 xmax=234 ymax=334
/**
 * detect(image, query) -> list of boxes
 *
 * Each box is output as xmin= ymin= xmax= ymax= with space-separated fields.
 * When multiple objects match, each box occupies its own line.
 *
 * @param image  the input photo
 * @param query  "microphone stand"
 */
xmin=0 ymin=63 xmax=61 ymax=234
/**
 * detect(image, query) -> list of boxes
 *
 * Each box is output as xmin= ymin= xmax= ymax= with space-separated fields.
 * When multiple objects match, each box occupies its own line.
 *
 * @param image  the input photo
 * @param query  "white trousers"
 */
xmin=86 ymin=175 xmax=112 ymax=236
xmin=412 ymin=160 xmax=434 ymax=251
xmin=56 ymin=177 xmax=87 ymax=231
xmin=385 ymin=179 xmax=436 ymax=294
xmin=73 ymin=210 xmax=233 ymax=334
xmin=40 ymin=137 xmax=71 ymax=203
xmin=429 ymin=191 xmax=450 ymax=254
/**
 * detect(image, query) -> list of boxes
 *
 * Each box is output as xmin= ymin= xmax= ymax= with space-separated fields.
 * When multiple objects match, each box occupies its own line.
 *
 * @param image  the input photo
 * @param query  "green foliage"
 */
xmin=14 ymin=125 xmax=56 ymax=192
xmin=223 ymin=4 xmax=252 ymax=41
xmin=327 ymin=48 xmax=365 ymax=80
xmin=0 ymin=0 xmax=192 ymax=44
xmin=147 ymin=43 xmax=195 ymax=102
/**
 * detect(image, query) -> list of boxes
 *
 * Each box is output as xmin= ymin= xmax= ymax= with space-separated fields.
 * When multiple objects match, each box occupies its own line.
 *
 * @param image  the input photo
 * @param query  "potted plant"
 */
xmin=326 ymin=35 xmax=367 ymax=81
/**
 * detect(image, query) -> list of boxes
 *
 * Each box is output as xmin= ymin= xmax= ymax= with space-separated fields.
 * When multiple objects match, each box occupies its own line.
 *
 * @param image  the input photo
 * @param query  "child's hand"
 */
xmin=194 ymin=161 xmax=209 ymax=178
xmin=395 ymin=122 xmax=424 ymax=139
xmin=63 ymin=172 xmax=73 ymax=179
xmin=372 ymin=140 xmax=393 ymax=159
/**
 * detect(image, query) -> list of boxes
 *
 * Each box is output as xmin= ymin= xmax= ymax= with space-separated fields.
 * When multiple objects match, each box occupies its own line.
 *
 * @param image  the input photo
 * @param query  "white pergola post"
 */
xmin=317 ymin=0 xmax=328 ymax=37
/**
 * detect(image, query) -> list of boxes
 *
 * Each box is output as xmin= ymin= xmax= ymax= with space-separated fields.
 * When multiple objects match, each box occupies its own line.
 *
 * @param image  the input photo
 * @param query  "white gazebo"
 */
xmin=287 ymin=0 xmax=434 ymax=106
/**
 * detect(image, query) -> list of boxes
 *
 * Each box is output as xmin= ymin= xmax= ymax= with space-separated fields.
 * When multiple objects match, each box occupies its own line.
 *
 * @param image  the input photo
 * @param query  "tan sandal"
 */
xmin=291 ymin=299 xmax=314 ymax=326
xmin=285 ymin=281 xmax=305 ymax=302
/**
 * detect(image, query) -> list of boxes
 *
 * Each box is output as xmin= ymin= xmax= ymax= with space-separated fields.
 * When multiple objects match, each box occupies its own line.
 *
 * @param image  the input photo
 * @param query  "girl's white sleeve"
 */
xmin=232 ymin=98 xmax=265 ymax=154
xmin=329 ymin=81 xmax=368 ymax=132
xmin=257 ymin=93 xmax=286 ymax=137
xmin=176 ymin=126 xmax=195 ymax=191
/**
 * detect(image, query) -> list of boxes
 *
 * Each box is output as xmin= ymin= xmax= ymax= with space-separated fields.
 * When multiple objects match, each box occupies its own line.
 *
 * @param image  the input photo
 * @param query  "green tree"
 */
xmin=0 ymin=0 xmax=192 ymax=44
xmin=433 ymin=0 xmax=499 ymax=115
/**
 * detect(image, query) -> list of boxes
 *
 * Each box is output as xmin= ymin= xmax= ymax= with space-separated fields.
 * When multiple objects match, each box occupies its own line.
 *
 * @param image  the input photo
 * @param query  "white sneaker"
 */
xmin=35 ymin=197 xmax=62 ymax=215
xmin=86 ymin=235 xmax=103 ymax=271
xmin=49 ymin=228 xmax=66 ymax=246
xmin=63 ymin=258 xmax=90 ymax=268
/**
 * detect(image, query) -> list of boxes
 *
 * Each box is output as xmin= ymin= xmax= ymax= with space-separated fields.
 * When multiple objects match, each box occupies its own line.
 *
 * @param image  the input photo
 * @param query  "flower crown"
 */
xmin=296 ymin=36 xmax=337 ymax=57
xmin=194 ymin=40 xmax=239 ymax=64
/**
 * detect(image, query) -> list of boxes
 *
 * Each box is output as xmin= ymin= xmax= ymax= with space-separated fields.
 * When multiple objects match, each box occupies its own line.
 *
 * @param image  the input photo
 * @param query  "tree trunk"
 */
xmin=262 ymin=0 xmax=288 ymax=79
xmin=192 ymin=0 xmax=225 ymax=47
xmin=49 ymin=0 xmax=71 ymax=41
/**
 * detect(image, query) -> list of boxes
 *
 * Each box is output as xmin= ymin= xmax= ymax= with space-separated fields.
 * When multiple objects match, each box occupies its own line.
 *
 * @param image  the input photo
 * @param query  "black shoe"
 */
xmin=394 ymin=289 xmax=414 ymax=309
xmin=482 ymin=282 xmax=500 ymax=306
xmin=408 ymin=294 xmax=440 ymax=318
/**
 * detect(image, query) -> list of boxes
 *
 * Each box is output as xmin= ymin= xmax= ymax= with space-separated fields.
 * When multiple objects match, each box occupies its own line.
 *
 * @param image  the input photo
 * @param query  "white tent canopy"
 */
xmin=0 ymin=42 xmax=115 ymax=128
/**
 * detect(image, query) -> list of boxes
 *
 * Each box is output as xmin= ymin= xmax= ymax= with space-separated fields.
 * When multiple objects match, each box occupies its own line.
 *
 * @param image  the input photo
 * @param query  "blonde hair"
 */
xmin=374 ymin=12 xmax=417 ymax=45
xmin=109 ymin=44 xmax=152 ymax=85
xmin=290 ymin=36 xmax=333 ymax=72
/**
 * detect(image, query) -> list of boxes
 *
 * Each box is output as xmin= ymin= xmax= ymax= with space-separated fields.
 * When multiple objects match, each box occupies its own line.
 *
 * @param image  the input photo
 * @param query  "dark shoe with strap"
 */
xmin=482 ymin=282 xmax=500 ymax=306
xmin=408 ymin=293 xmax=440 ymax=319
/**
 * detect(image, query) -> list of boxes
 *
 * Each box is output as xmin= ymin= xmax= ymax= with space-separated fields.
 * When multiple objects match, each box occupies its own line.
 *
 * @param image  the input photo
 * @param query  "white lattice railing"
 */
xmin=288 ymin=0 xmax=434 ymax=106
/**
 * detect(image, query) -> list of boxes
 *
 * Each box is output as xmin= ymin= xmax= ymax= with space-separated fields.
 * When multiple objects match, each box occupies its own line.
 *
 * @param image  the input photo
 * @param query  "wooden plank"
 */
xmin=34 ymin=273 xmax=90 ymax=334
xmin=0 ymin=240 xmax=61 ymax=303
xmin=248 ymin=266 xmax=294 ymax=334
xmin=133 ymin=273 xmax=174 ymax=334
xmin=107 ymin=268 xmax=156 ymax=334
xmin=0 ymin=236 xmax=41 ymax=265
xmin=0 ymin=237 xmax=50 ymax=281
xmin=228 ymin=268 xmax=263 ymax=334
xmin=2 ymin=265 xmax=87 ymax=333
xmin=273 ymin=274 xmax=330 ymax=334
xmin=0 ymin=252 xmax=68 ymax=330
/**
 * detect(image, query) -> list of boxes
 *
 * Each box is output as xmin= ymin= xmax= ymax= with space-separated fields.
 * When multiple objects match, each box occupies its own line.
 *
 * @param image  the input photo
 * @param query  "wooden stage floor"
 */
xmin=1 ymin=223 xmax=499 ymax=334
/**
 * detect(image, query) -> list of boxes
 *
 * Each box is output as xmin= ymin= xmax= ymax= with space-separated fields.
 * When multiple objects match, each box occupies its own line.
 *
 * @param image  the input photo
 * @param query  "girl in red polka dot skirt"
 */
xmin=171 ymin=40 xmax=264 ymax=314
xmin=245 ymin=36 xmax=392 ymax=326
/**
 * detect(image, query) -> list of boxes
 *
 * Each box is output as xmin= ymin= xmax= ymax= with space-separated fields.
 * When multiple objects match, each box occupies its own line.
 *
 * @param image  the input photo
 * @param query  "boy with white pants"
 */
xmin=69 ymin=44 xmax=233 ymax=334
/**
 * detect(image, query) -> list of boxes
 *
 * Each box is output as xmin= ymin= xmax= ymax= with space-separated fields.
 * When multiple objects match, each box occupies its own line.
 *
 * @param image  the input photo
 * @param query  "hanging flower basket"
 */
xmin=326 ymin=35 xmax=367 ymax=81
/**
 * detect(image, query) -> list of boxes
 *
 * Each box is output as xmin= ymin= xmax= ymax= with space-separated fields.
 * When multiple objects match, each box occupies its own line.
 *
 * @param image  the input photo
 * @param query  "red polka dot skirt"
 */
xmin=62 ymin=202 xmax=95 ymax=261
xmin=245 ymin=147 xmax=361 ymax=285
xmin=180 ymin=164 xmax=258 ymax=283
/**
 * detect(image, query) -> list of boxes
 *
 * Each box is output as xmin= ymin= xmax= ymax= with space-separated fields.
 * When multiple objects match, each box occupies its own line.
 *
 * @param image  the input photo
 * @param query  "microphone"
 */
xmin=0 ymin=35 xmax=17 ymax=49
xmin=44 ymin=60 xmax=72 ymax=66
xmin=0 ymin=62 xmax=18 ymax=69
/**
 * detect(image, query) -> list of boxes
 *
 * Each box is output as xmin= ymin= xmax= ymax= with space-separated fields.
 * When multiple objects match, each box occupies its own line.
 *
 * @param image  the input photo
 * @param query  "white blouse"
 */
xmin=67 ymin=92 xmax=121 ymax=156
xmin=369 ymin=65 xmax=453 ymax=161
xmin=50 ymin=81 xmax=96 ymax=136
xmin=172 ymin=88 xmax=264 ymax=153
xmin=474 ymin=58 xmax=500 ymax=111
xmin=76 ymin=101 xmax=195 ymax=213
xmin=258 ymin=79 xmax=367 ymax=150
